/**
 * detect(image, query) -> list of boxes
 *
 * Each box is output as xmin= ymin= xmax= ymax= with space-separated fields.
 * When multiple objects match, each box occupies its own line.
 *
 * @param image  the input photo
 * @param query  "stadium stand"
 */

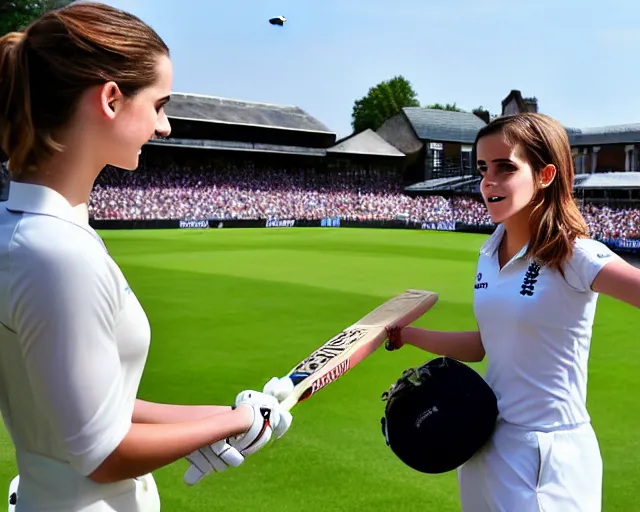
xmin=0 ymin=90 xmax=637 ymax=253
xmin=88 ymin=162 xmax=637 ymax=240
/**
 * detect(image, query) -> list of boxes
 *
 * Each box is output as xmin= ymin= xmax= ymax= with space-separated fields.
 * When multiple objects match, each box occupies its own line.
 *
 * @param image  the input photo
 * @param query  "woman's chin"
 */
xmin=109 ymin=154 xmax=140 ymax=172
xmin=487 ymin=203 xmax=530 ymax=226
xmin=486 ymin=205 xmax=511 ymax=225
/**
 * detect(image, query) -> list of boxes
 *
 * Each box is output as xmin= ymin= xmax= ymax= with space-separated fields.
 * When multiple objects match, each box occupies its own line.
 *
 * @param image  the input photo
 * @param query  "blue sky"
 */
xmin=102 ymin=0 xmax=640 ymax=139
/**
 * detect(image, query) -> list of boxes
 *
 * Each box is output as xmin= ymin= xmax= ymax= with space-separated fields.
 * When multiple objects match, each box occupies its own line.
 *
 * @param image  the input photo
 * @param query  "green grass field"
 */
xmin=0 ymin=227 xmax=638 ymax=510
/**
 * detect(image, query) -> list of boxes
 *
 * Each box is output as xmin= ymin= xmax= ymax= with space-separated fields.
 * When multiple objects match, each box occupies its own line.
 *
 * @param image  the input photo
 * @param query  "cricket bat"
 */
xmin=184 ymin=289 xmax=438 ymax=487
xmin=278 ymin=289 xmax=438 ymax=411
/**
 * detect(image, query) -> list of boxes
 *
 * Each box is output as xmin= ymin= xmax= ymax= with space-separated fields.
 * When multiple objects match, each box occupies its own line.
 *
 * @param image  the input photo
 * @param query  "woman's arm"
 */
xmin=132 ymin=399 xmax=231 ymax=424
xmin=592 ymin=258 xmax=640 ymax=309
xmin=388 ymin=326 xmax=485 ymax=362
xmin=90 ymin=405 xmax=252 ymax=484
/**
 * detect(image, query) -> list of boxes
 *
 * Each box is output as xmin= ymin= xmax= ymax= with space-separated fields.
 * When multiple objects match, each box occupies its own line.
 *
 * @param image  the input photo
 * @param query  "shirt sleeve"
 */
xmin=8 ymin=221 xmax=131 ymax=476
xmin=566 ymin=238 xmax=619 ymax=293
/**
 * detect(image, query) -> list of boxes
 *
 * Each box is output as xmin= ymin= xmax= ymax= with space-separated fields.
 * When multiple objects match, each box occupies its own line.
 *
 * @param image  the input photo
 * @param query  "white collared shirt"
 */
xmin=0 ymin=182 xmax=155 ymax=510
xmin=474 ymin=223 xmax=617 ymax=431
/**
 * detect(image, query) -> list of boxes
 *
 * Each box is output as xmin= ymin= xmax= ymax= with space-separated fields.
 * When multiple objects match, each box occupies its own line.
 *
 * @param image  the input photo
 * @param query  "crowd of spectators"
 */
xmin=89 ymin=164 xmax=497 ymax=226
xmin=0 ymin=160 xmax=629 ymax=241
xmin=582 ymin=203 xmax=640 ymax=240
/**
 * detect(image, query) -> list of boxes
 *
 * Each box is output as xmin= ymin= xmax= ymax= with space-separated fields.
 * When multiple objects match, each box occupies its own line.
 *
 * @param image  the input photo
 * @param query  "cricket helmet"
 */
xmin=380 ymin=356 xmax=498 ymax=474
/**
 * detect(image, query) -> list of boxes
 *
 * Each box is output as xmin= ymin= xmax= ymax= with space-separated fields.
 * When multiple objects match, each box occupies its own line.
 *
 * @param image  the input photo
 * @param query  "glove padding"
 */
xmin=235 ymin=390 xmax=293 ymax=439
xmin=263 ymin=376 xmax=295 ymax=401
xmin=229 ymin=391 xmax=293 ymax=456
xmin=183 ymin=440 xmax=244 ymax=486
xmin=182 ymin=378 xmax=294 ymax=486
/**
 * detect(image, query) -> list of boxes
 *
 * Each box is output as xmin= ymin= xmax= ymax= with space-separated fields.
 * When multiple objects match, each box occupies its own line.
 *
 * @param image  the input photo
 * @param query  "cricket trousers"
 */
xmin=12 ymin=451 xmax=160 ymax=511
xmin=457 ymin=420 xmax=602 ymax=512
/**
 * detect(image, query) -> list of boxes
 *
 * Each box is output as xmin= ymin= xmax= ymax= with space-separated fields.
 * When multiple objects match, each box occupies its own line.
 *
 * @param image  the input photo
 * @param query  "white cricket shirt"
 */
xmin=474 ymin=223 xmax=617 ymax=431
xmin=0 ymin=182 xmax=158 ymax=510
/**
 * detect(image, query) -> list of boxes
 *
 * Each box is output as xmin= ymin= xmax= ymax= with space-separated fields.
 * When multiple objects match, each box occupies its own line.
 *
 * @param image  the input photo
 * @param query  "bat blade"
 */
xmin=279 ymin=289 xmax=438 ymax=411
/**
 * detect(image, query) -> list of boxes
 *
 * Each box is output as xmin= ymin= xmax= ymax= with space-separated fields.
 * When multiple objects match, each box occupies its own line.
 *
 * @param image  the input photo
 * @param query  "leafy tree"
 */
xmin=0 ymin=0 xmax=74 ymax=36
xmin=424 ymin=102 xmax=464 ymax=112
xmin=351 ymin=75 xmax=420 ymax=133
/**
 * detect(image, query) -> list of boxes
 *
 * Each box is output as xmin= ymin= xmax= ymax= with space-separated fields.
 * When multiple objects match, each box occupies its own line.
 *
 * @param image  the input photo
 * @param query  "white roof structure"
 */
xmin=574 ymin=172 xmax=640 ymax=189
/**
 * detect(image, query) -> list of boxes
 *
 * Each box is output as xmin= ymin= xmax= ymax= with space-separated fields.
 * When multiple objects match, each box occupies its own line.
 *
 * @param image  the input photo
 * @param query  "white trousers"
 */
xmin=10 ymin=451 xmax=161 ymax=511
xmin=457 ymin=421 xmax=602 ymax=512
xmin=10 ymin=473 xmax=160 ymax=512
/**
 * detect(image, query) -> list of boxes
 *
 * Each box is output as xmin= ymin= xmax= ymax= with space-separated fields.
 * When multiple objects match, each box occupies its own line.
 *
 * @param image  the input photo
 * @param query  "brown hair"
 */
xmin=474 ymin=113 xmax=589 ymax=274
xmin=0 ymin=2 xmax=169 ymax=175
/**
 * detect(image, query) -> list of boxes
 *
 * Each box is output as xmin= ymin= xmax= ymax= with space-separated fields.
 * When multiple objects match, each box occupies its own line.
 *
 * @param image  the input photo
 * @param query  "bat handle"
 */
xmin=279 ymin=398 xmax=296 ymax=412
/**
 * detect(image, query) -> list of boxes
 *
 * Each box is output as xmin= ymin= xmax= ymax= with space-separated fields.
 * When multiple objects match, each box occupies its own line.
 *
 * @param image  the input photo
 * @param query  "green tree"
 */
xmin=351 ymin=75 xmax=420 ymax=134
xmin=0 ymin=0 xmax=74 ymax=36
xmin=424 ymin=102 xmax=465 ymax=112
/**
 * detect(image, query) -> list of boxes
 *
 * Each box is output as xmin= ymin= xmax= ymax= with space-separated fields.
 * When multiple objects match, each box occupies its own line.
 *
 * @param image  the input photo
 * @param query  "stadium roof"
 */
xmin=404 ymin=175 xmax=479 ymax=192
xmin=405 ymin=172 xmax=640 ymax=193
xmin=327 ymin=129 xmax=405 ymax=157
xmin=402 ymin=108 xmax=487 ymax=144
xmin=164 ymin=92 xmax=335 ymax=134
xmin=566 ymin=124 xmax=640 ymax=146
xmin=573 ymin=172 xmax=640 ymax=189
xmin=146 ymin=138 xmax=326 ymax=157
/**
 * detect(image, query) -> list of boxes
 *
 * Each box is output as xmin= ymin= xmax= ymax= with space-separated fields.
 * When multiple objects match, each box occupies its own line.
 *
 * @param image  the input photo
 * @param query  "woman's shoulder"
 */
xmin=6 ymin=215 xmax=114 ymax=288
xmin=574 ymin=235 xmax=611 ymax=250
xmin=563 ymin=236 xmax=617 ymax=292
xmin=13 ymin=214 xmax=104 ymax=256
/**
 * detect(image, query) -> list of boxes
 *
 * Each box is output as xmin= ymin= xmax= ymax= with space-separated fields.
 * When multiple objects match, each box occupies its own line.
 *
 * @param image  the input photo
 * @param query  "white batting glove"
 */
xmin=229 ymin=391 xmax=293 ymax=456
xmin=236 ymin=390 xmax=293 ymax=439
xmin=183 ymin=439 xmax=244 ymax=486
xmin=263 ymin=376 xmax=295 ymax=402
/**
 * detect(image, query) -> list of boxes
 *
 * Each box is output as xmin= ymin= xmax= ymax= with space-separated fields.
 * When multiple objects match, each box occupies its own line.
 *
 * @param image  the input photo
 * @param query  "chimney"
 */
xmin=473 ymin=110 xmax=491 ymax=124
xmin=523 ymin=97 xmax=538 ymax=113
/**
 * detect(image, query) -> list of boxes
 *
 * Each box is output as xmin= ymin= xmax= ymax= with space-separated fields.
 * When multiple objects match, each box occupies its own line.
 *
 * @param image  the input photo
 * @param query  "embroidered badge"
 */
xmin=520 ymin=262 xmax=541 ymax=296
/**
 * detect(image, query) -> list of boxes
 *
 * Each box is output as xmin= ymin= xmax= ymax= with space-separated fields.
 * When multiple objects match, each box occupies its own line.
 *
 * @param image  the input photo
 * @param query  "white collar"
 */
xmin=480 ymin=223 xmax=530 ymax=261
xmin=480 ymin=223 xmax=505 ymax=257
xmin=4 ymin=181 xmax=104 ymax=248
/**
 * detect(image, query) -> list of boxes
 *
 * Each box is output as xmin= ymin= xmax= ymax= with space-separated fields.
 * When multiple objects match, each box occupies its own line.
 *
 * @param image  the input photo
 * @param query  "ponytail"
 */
xmin=0 ymin=31 xmax=34 ymax=175
xmin=0 ymin=33 xmax=23 ymax=124
xmin=0 ymin=30 xmax=66 ymax=176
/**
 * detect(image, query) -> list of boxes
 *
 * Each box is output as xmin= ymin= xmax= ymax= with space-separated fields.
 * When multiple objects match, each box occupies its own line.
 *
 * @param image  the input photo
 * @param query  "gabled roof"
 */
xmin=164 ymin=92 xmax=334 ymax=134
xmin=327 ymin=129 xmax=405 ymax=157
xmin=402 ymin=108 xmax=487 ymax=144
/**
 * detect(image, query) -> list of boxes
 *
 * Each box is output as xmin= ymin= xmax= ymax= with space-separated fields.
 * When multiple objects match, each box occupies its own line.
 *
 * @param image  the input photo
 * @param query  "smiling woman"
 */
xmin=386 ymin=112 xmax=640 ymax=512
xmin=0 ymin=2 xmax=293 ymax=511
xmin=475 ymin=114 xmax=589 ymax=274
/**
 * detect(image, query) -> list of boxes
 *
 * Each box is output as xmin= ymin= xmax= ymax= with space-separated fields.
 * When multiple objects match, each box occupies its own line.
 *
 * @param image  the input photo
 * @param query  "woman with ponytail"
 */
xmin=0 ymin=3 xmax=292 ymax=511
xmin=386 ymin=113 xmax=640 ymax=510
